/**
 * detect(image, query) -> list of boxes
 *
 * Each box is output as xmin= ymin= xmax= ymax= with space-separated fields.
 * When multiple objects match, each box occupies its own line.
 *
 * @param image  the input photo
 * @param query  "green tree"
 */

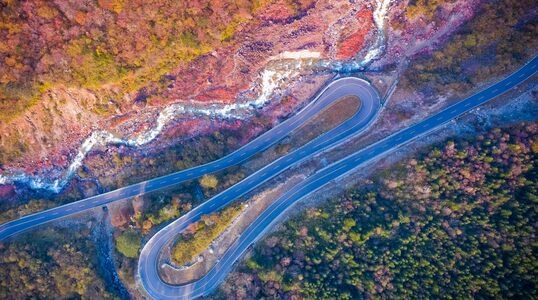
xmin=200 ymin=174 xmax=219 ymax=190
xmin=115 ymin=229 xmax=142 ymax=258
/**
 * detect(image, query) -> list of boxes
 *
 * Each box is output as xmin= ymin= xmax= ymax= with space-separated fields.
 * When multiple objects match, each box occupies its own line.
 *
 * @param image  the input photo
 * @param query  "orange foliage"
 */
xmin=336 ymin=9 xmax=373 ymax=60
xmin=97 ymin=0 xmax=123 ymax=13
xmin=74 ymin=11 xmax=87 ymax=25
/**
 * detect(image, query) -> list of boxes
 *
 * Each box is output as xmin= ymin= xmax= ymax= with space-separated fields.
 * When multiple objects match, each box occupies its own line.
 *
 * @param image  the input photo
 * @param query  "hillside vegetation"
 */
xmin=0 ymin=226 xmax=114 ymax=298
xmin=0 ymin=0 xmax=313 ymax=121
xmin=401 ymin=0 xmax=538 ymax=97
xmin=216 ymin=122 xmax=538 ymax=299
xmin=172 ymin=204 xmax=243 ymax=266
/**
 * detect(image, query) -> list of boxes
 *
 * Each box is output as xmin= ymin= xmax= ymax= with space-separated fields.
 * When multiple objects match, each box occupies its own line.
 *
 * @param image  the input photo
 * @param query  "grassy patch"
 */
xmin=281 ymin=95 xmax=361 ymax=152
xmin=115 ymin=229 xmax=142 ymax=258
xmin=171 ymin=204 xmax=243 ymax=265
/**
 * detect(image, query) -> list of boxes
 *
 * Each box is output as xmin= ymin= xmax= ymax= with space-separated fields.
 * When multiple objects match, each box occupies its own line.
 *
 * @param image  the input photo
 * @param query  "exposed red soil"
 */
xmin=336 ymin=9 xmax=373 ymax=60
xmin=194 ymin=86 xmax=242 ymax=103
xmin=257 ymin=1 xmax=297 ymax=22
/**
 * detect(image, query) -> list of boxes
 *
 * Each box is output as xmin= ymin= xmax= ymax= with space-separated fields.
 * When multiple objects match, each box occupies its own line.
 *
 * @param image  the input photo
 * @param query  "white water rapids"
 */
xmin=0 ymin=0 xmax=393 ymax=193
xmin=321 ymin=0 xmax=393 ymax=72
xmin=362 ymin=0 xmax=393 ymax=66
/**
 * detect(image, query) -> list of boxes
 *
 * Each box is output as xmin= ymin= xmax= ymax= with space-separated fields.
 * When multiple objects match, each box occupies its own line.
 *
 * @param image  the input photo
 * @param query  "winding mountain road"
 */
xmin=137 ymin=57 xmax=537 ymax=299
xmin=137 ymin=77 xmax=382 ymax=298
xmin=0 ymin=77 xmax=381 ymax=240
xmin=0 ymin=56 xmax=536 ymax=300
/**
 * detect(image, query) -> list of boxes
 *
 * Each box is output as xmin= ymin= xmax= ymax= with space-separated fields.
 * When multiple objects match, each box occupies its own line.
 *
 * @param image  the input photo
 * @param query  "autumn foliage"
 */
xmin=171 ymin=204 xmax=243 ymax=266
xmin=0 ymin=0 xmax=313 ymax=121
xmin=217 ymin=123 xmax=538 ymax=299
xmin=336 ymin=9 xmax=373 ymax=60
xmin=401 ymin=0 xmax=538 ymax=97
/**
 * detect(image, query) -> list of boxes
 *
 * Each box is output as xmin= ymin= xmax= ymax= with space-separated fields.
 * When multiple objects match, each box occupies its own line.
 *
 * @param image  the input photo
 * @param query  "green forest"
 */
xmin=172 ymin=204 xmax=243 ymax=265
xmin=401 ymin=0 xmax=537 ymax=97
xmin=216 ymin=122 xmax=538 ymax=299
xmin=0 ymin=225 xmax=114 ymax=299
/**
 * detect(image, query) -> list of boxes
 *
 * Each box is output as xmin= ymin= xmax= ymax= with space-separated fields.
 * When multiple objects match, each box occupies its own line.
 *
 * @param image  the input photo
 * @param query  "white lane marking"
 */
xmin=136 ymin=73 xmax=538 ymax=297
xmin=478 ymin=95 xmax=485 ymax=100
xmin=464 ymin=102 xmax=472 ymax=107
xmin=52 ymin=212 xmax=59 ymax=216
xmin=450 ymin=109 xmax=458 ymax=114
xmin=332 ymin=164 xmax=348 ymax=174
xmin=66 ymin=208 xmax=73 ymax=212
xmin=491 ymin=88 xmax=499 ymax=93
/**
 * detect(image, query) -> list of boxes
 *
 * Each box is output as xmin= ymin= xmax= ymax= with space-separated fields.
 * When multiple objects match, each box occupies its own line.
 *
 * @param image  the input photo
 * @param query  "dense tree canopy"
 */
xmin=401 ymin=0 xmax=538 ymax=97
xmin=0 ymin=226 xmax=113 ymax=299
xmin=0 ymin=0 xmax=315 ymax=121
xmin=216 ymin=122 xmax=538 ymax=299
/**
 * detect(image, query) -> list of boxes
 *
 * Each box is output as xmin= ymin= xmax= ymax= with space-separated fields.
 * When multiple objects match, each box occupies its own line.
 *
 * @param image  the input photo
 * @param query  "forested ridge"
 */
xmin=401 ymin=0 xmax=538 ymax=98
xmin=0 ymin=225 xmax=114 ymax=299
xmin=0 ymin=0 xmax=314 ymax=121
xmin=216 ymin=122 xmax=538 ymax=299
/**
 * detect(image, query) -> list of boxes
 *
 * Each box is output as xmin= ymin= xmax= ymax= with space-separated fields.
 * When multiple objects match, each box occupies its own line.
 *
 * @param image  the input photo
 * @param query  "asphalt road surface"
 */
xmin=0 ymin=77 xmax=381 ymax=240
xmin=0 ymin=56 xmax=536 ymax=299
xmin=138 ymin=77 xmax=382 ymax=299
xmin=137 ymin=56 xmax=537 ymax=299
